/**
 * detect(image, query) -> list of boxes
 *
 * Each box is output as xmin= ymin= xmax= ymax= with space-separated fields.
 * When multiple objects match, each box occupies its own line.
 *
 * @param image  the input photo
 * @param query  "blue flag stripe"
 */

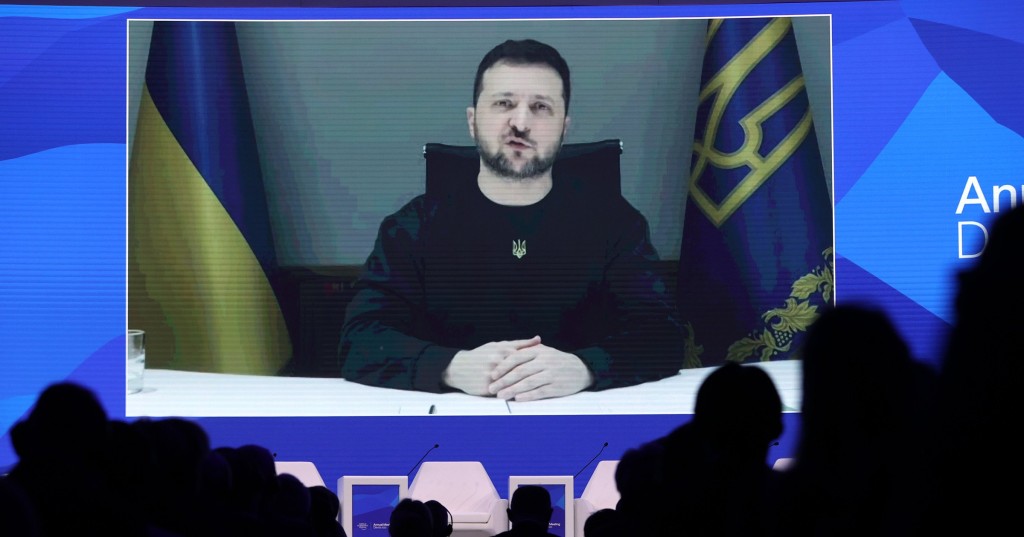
xmin=144 ymin=21 xmax=277 ymax=272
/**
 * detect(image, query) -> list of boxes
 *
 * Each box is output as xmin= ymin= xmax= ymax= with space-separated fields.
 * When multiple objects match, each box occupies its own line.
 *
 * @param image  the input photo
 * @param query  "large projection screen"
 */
xmin=124 ymin=15 xmax=831 ymax=417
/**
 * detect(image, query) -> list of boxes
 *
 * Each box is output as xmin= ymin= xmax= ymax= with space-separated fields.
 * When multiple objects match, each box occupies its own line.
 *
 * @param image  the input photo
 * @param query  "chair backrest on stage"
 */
xmin=573 ymin=460 xmax=620 ymax=537
xmin=772 ymin=457 xmax=795 ymax=471
xmin=408 ymin=461 xmax=508 ymax=537
xmin=275 ymin=461 xmax=326 ymax=488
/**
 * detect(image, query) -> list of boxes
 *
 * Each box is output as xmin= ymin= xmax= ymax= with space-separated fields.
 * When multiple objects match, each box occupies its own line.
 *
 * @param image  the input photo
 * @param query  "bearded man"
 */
xmin=338 ymin=39 xmax=684 ymax=401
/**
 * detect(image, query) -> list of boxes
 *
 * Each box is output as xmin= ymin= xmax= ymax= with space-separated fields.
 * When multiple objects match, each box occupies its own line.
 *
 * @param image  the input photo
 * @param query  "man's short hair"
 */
xmin=473 ymin=39 xmax=571 ymax=113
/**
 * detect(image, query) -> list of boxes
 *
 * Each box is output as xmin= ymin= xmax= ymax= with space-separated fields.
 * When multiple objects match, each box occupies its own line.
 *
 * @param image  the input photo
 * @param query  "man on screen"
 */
xmin=338 ymin=39 xmax=685 ymax=401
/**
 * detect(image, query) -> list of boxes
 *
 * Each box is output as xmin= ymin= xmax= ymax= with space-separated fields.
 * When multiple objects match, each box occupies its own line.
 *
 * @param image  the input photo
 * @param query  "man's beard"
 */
xmin=477 ymin=130 xmax=562 ymax=181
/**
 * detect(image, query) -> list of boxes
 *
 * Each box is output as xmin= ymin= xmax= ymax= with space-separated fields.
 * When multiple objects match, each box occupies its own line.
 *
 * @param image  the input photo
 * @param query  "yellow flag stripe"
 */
xmin=128 ymin=84 xmax=290 ymax=375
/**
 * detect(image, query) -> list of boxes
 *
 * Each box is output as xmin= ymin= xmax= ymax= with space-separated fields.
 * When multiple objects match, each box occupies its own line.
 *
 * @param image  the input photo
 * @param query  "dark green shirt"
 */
xmin=338 ymin=174 xmax=685 ymax=392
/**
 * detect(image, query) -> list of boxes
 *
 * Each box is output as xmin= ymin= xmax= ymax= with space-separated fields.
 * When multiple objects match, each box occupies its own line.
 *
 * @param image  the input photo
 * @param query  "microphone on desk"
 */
xmin=574 ymin=442 xmax=608 ymax=478
xmin=408 ymin=443 xmax=440 ymax=476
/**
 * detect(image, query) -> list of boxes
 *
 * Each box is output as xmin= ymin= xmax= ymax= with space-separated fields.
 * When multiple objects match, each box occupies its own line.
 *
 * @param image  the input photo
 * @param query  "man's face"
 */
xmin=467 ymin=61 xmax=570 ymax=181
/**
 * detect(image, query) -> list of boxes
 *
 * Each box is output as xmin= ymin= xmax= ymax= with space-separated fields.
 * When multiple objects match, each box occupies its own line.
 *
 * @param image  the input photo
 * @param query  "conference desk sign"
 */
xmin=508 ymin=475 xmax=575 ymax=537
xmin=339 ymin=475 xmax=409 ymax=537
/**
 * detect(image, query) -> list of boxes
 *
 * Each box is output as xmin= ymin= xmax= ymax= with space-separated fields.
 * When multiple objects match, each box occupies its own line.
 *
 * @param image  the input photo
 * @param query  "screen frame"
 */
xmin=124 ymin=14 xmax=829 ymax=417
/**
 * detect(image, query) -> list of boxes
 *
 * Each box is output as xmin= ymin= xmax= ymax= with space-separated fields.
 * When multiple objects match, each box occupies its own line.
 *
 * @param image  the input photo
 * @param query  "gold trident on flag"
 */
xmin=689 ymin=18 xmax=815 ymax=228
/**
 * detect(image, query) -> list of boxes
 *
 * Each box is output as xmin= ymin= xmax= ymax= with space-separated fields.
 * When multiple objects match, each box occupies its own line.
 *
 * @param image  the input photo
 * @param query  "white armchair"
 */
xmin=408 ymin=461 xmax=508 ymax=537
xmin=772 ymin=457 xmax=795 ymax=471
xmin=274 ymin=461 xmax=326 ymax=488
xmin=573 ymin=460 xmax=620 ymax=537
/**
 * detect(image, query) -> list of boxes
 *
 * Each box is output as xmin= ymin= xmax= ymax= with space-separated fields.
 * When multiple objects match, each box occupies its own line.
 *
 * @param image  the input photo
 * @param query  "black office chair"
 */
xmin=423 ymin=139 xmax=623 ymax=198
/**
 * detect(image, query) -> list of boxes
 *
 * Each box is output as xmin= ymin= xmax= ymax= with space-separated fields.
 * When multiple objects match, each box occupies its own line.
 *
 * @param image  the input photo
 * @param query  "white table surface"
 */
xmin=126 ymin=360 xmax=802 ymax=417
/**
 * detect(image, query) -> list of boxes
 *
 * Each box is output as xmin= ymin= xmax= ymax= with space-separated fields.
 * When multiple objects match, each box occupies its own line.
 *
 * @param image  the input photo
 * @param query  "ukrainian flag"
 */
xmin=678 ymin=17 xmax=834 ymax=367
xmin=128 ymin=21 xmax=291 ymax=374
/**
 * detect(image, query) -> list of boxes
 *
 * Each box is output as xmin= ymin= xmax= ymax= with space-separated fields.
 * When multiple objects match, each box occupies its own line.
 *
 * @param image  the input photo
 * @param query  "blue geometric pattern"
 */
xmin=837 ymin=72 xmax=1024 ymax=327
xmin=832 ymin=16 xmax=939 ymax=203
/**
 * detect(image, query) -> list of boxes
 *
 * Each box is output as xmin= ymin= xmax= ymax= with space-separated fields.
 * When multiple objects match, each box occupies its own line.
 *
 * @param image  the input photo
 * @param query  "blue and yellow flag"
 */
xmin=678 ymin=17 xmax=834 ymax=368
xmin=128 ymin=21 xmax=291 ymax=374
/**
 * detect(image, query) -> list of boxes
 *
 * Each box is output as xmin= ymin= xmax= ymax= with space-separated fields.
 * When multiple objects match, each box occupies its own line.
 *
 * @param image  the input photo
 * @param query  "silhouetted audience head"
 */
xmin=10 ymin=381 xmax=108 ymax=464
xmin=615 ymin=362 xmax=785 ymax=537
xmin=424 ymin=499 xmax=453 ymax=537
xmin=920 ymin=204 xmax=1024 ymax=535
xmin=263 ymin=472 xmax=314 ymax=536
xmin=583 ymin=507 xmax=622 ymax=537
xmin=693 ymin=361 xmax=784 ymax=456
xmin=1 ymin=381 xmax=378 ymax=537
xmin=507 ymin=485 xmax=553 ymax=530
xmin=309 ymin=485 xmax=347 ymax=537
xmin=389 ymin=498 xmax=433 ymax=537
xmin=799 ymin=304 xmax=925 ymax=449
xmin=939 ymin=202 xmax=1024 ymax=413
xmin=132 ymin=416 xmax=212 ymax=535
xmin=779 ymin=303 xmax=938 ymax=537
xmin=216 ymin=443 xmax=279 ymax=516
xmin=197 ymin=447 xmax=233 ymax=506
xmin=4 ymin=382 xmax=122 ymax=537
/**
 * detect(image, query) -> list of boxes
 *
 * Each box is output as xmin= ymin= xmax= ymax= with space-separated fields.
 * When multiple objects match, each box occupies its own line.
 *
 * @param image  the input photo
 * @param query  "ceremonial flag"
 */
xmin=678 ymin=17 xmax=834 ymax=368
xmin=128 ymin=21 xmax=291 ymax=374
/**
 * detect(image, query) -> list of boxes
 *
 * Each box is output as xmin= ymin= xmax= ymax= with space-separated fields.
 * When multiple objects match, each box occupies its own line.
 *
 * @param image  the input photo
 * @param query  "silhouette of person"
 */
xmin=388 ymin=498 xmax=434 ymax=537
xmin=194 ymin=447 xmax=235 ymax=537
xmin=132 ymin=416 xmax=213 ymax=536
xmin=309 ymin=485 xmax=347 ymax=537
xmin=424 ymin=499 xmax=453 ymax=537
xmin=494 ymin=485 xmax=560 ymax=537
xmin=0 ymin=473 xmax=40 ymax=537
xmin=210 ymin=444 xmax=282 ymax=537
xmin=615 ymin=362 xmax=784 ymax=537
xmin=583 ymin=507 xmax=622 ymax=537
xmin=916 ymin=204 xmax=1024 ymax=536
xmin=775 ymin=303 xmax=938 ymax=537
xmin=104 ymin=419 xmax=151 ymax=535
xmin=5 ymin=382 xmax=128 ymax=537
xmin=263 ymin=473 xmax=315 ymax=537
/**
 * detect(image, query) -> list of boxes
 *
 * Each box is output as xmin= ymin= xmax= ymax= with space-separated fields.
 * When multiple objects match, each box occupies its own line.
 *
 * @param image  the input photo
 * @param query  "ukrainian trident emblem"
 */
xmin=512 ymin=239 xmax=526 ymax=259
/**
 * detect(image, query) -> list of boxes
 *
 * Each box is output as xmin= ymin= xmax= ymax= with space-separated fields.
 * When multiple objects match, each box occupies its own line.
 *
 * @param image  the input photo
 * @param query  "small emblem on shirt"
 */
xmin=512 ymin=239 xmax=526 ymax=259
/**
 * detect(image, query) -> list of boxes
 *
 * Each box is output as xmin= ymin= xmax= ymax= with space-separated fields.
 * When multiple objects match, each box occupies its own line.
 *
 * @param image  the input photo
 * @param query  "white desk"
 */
xmin=126 ymin=360 xmax=801 ymax=417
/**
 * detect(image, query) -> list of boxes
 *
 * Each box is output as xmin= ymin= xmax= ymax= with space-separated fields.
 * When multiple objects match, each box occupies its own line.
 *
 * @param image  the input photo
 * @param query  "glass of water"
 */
xmin=127 ymin=329 xmax=145 ymax=394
